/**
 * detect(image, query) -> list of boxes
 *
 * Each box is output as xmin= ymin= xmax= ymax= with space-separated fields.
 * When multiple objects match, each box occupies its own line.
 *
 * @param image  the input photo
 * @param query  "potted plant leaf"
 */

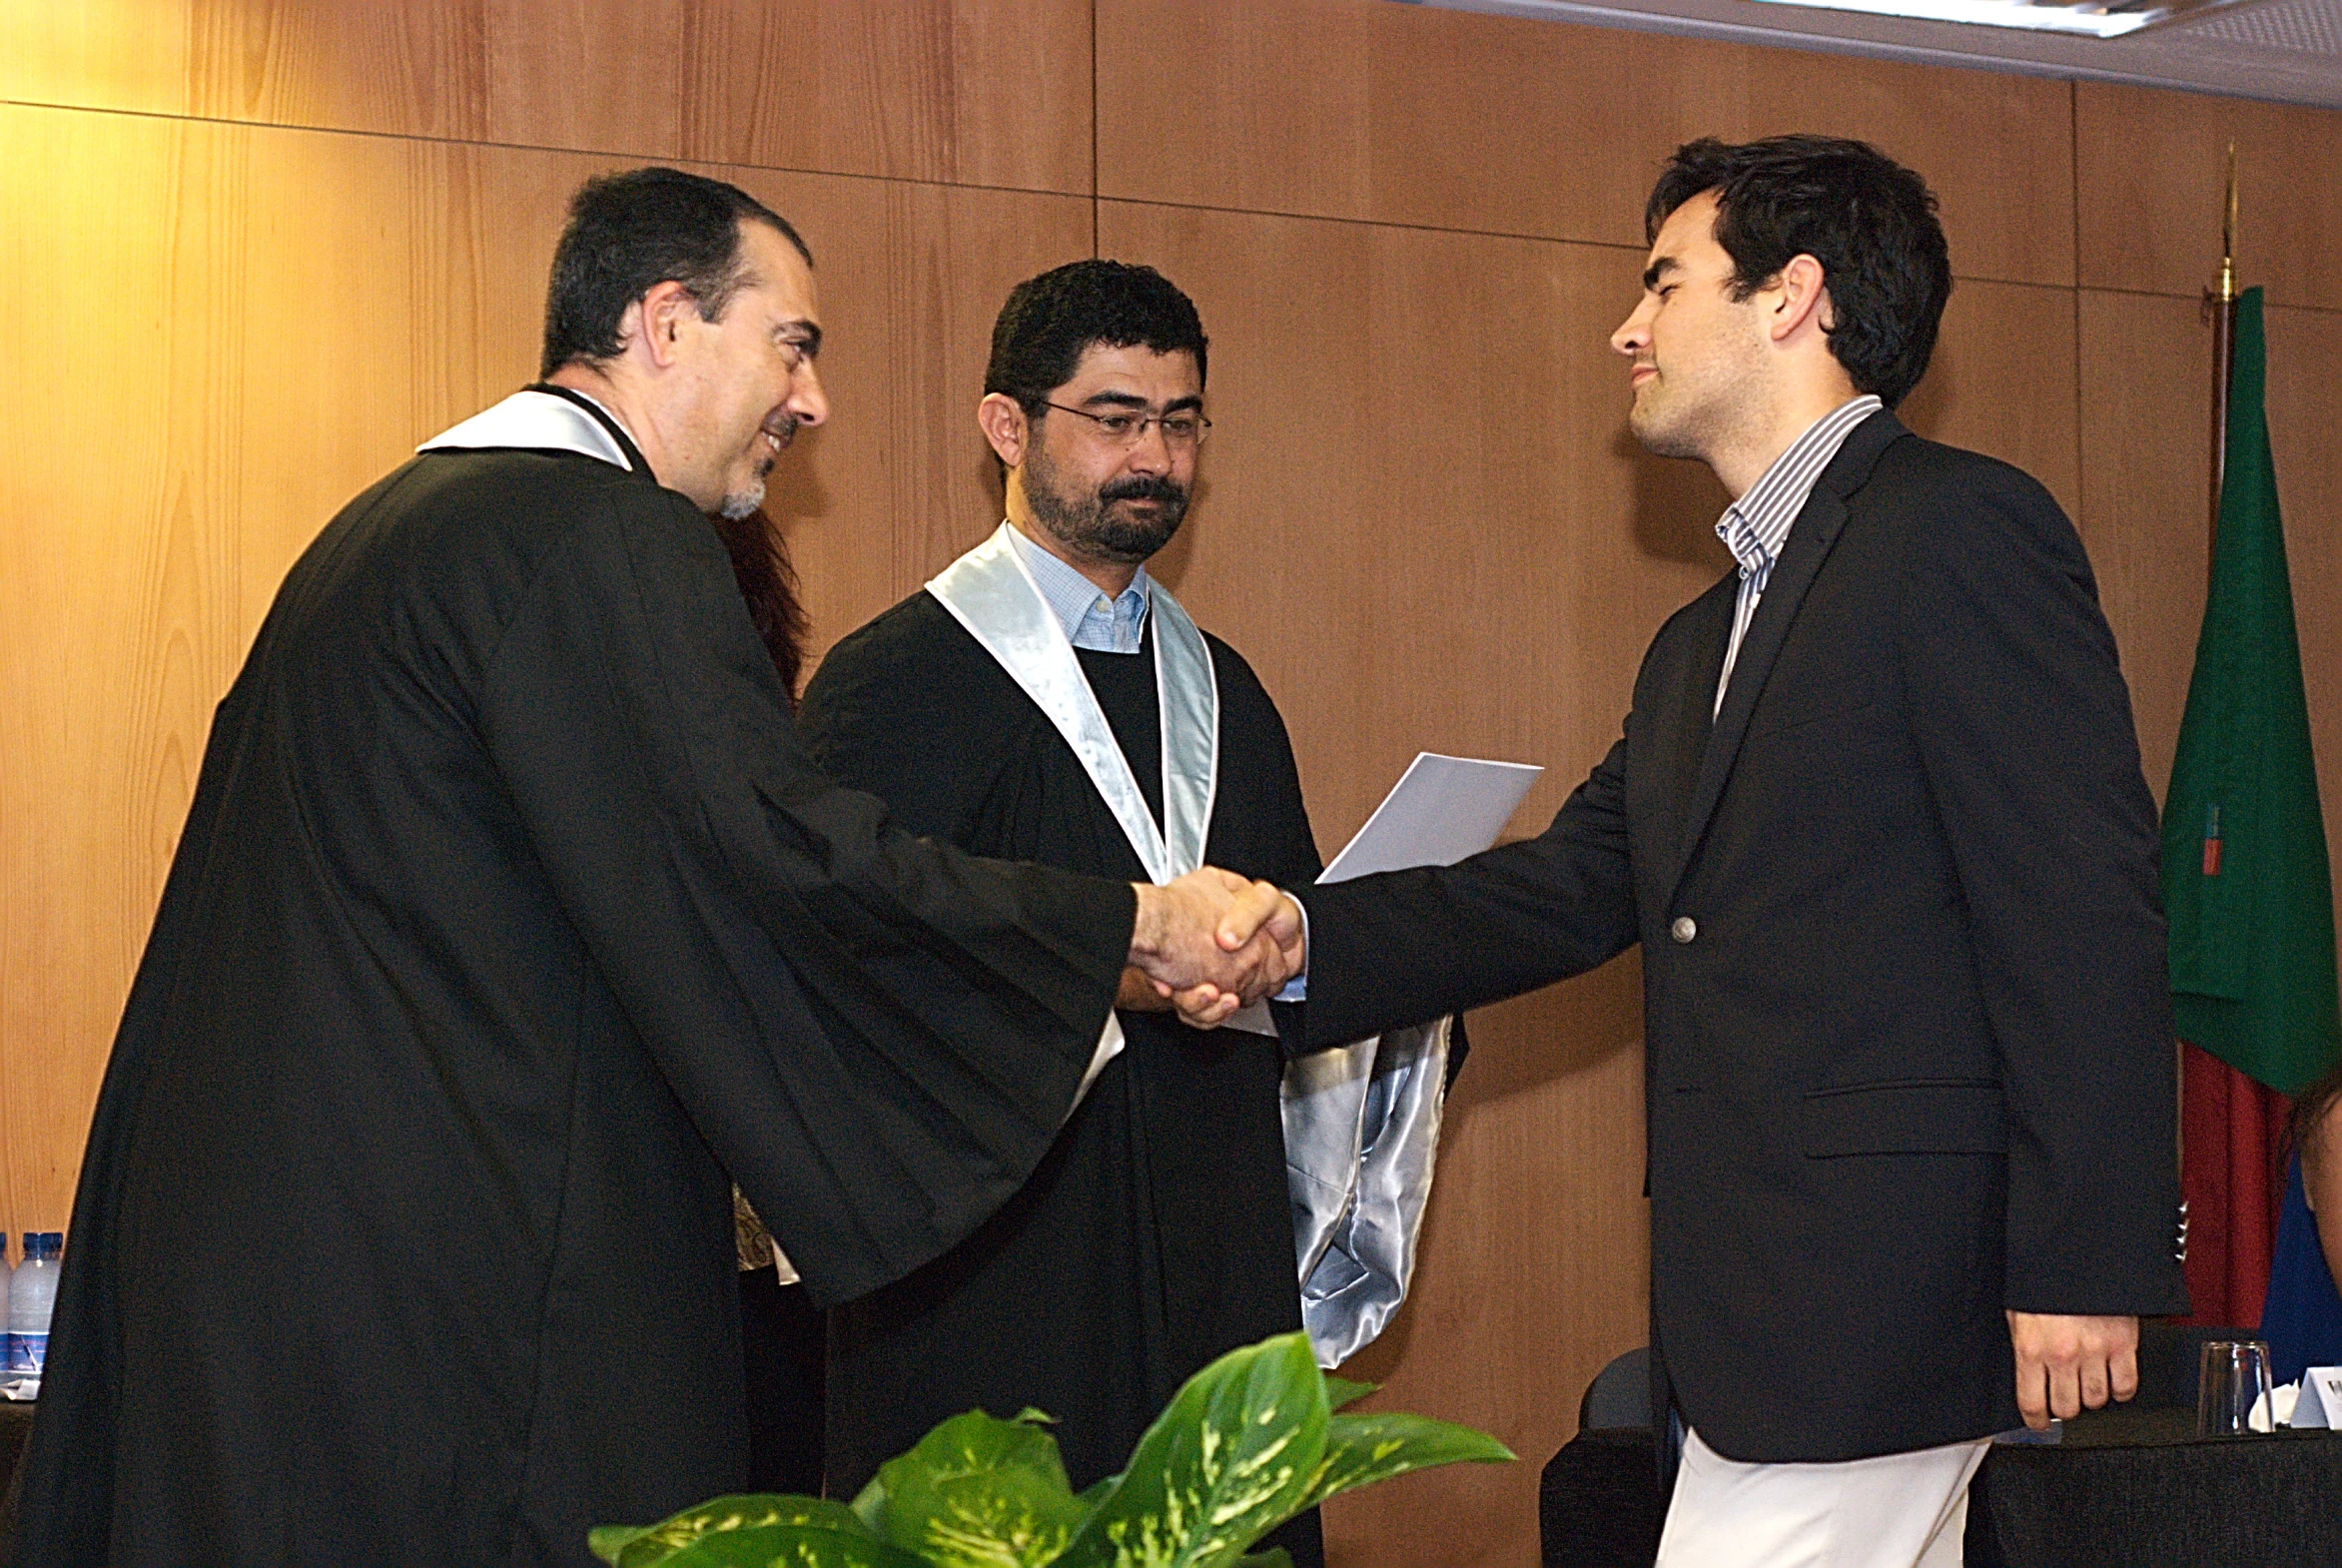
xmin=590 ymin=1329 xmax=1512 ymax=1567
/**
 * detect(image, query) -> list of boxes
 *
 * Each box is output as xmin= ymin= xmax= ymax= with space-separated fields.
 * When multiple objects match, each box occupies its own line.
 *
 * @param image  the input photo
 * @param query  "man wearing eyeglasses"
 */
xmin=792 ymin=261 xmax=1418 ymax=1568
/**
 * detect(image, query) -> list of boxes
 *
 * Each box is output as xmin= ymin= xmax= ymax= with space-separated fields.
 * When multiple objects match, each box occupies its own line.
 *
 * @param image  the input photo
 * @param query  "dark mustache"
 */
xmin=1099 ymin=474 xmax=1186 ymax=504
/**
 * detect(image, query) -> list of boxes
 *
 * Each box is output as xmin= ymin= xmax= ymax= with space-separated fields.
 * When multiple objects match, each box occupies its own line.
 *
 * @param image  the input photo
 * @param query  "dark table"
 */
xmin=1542 ymin=1407 xmax=2342 ymax=1567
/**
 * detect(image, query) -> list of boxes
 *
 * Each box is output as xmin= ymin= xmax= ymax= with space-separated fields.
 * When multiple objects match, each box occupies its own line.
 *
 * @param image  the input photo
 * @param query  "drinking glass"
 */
xmin=2197 ymin=1339 xmax=2276 ymax=1436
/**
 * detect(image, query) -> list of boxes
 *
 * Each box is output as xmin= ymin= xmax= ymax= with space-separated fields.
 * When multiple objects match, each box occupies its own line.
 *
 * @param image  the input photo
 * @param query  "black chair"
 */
xmin=1545 ymin=1348 xmax=1665 ymax=1566
xmin=1577 ymin=1345 xmax=1651 ymax=1433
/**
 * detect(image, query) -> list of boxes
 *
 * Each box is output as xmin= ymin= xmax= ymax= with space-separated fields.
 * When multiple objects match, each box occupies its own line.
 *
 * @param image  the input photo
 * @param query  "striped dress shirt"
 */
xmin=1712 ymin=395 xmax=1884 ymax=716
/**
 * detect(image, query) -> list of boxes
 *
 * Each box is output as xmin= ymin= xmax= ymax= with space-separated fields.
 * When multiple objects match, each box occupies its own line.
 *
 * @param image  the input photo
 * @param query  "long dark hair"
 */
xmin=712 ymin=509 xmax=809 ymax=703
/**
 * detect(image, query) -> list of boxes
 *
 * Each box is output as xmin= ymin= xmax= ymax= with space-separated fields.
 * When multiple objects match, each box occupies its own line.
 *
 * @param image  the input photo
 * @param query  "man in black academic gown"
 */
xmin=6 ymin=170 xmax=1299 ymax=1568
xmin=800 ymin=261 xmax=1370 ymax=1567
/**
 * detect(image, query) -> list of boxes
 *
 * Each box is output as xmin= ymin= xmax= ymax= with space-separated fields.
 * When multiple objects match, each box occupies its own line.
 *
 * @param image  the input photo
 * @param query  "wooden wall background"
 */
xmin=6 ymin=1 xmax=2341 ymax=1561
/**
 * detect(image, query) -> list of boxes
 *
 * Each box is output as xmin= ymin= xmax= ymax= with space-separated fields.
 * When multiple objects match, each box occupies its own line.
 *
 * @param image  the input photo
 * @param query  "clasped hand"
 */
xmin=1128 ymin=868 xmax=1306 ymax=1028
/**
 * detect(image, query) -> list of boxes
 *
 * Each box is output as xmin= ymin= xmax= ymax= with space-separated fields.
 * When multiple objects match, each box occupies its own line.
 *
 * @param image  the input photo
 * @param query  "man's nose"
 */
xmin=1610 ymin=305 xmax=1649 ymax=358
xmin=1125 ymin=419 xmax=1173 ymax=472
xmin=790 ymin=364 xmax=830 ymax=429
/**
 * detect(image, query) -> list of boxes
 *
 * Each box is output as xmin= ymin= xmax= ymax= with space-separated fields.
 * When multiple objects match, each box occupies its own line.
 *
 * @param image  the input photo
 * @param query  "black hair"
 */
xmin=539 ymin=167 xmax=812 ymax=379
xmin=1646 ymin=136 xmax=1952 ymax=409
xmin=984 ymin=260 xmax=1208 ymax=416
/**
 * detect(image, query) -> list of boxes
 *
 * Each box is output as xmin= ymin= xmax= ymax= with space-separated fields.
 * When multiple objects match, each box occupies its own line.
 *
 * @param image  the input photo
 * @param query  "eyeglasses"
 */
xmin=1041 ymin=401 xmax=1212 ymax=449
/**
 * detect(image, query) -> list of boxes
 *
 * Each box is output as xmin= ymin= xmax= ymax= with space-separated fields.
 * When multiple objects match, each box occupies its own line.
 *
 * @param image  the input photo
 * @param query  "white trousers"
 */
xmin=1653 ymin=1427 xmax=1992 ymax=1568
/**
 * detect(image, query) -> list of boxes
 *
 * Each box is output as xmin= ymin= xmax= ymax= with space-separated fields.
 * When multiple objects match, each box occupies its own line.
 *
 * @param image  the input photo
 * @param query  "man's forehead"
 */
xmin=740 ymin=223 xmax=820 ymax=317
xmin=1650 ymin=191 xmax=1720 ymax=252
xmin=1642 ymin=192 xmax=1725 ymax=281
xmin=1061 ymin=342 xmax=1200 ymax=394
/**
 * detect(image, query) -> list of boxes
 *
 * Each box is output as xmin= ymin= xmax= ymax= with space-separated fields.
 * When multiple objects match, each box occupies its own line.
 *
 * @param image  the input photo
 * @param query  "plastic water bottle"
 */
xmin=6 ymin=1231 xmax=58 ymax=1378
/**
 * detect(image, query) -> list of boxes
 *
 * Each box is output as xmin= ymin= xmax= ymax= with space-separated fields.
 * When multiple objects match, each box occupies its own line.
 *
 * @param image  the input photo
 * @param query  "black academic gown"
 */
xmin=799 ymin=592 xmax=1322 ymax=1562
xmin=7 ymin=407 xmax=1131 ymax=1568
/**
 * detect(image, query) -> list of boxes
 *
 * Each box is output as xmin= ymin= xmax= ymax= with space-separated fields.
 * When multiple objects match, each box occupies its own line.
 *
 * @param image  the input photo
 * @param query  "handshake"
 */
xmin=1126 ymin=869 xmax=1307 ymax=1029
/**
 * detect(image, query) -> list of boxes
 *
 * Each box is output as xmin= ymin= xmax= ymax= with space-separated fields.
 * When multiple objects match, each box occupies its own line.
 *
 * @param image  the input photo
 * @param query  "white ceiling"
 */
xmin=1416 ymin=0 xmax=2342 ymax=108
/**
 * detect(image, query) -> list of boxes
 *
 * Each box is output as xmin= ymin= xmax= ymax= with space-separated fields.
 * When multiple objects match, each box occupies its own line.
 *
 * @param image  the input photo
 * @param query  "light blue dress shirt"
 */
xmin=1004 ymin=523 xmax=1154 ymax=652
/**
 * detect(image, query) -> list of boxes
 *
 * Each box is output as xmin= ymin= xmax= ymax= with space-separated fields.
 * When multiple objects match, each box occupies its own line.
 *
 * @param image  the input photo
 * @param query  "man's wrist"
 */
xmin=1128 ymin=882 xmax=1165 ymax=961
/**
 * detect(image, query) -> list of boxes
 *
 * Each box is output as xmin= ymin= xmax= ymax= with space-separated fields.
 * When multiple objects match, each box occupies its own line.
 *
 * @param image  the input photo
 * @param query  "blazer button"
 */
xmin=1671 ymin=916 xmax=1697 ymax=945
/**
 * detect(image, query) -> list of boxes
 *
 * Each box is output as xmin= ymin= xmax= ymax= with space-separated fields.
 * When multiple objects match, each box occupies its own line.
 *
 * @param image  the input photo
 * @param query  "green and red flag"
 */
xmin=2162 ymin=286 xmax=2340 ymax=1097
xmin=2161 ymin=286 xmax=2340 ymax=1326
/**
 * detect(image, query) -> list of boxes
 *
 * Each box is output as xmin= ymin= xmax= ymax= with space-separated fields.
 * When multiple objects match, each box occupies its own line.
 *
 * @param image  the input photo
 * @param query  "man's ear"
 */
xmin=625 ymin=281 xmax=699 ymax=370
xmin=1768 ymin=254 xmax=1831 ymax=345
xmin=977 ymin=392 xmax=1030 ymax=469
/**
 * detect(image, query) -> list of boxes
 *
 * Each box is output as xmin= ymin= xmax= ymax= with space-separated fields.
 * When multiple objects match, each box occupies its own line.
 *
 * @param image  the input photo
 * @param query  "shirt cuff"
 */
xmin=1274 ymin=893 xmax=1309 ymax=1002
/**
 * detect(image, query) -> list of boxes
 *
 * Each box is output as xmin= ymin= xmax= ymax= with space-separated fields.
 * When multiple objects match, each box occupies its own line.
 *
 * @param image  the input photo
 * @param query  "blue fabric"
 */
xmin=2261 ymin=1155 xmax=2342 ymax=1384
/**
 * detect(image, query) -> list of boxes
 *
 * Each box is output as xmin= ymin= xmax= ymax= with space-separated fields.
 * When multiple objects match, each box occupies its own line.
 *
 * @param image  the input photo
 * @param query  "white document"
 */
xmin=2288 ymin=1366 xmax=2342 ymax=1427
xmin=1317 ymin=752 xmax=1545 ymax=884
xmin=1223 ymin=752 xmax=1543 ymax=1035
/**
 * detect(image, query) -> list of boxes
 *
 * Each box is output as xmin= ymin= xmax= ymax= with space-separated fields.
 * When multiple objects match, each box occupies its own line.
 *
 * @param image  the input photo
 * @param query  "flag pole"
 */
xmin=2179 ymin=146 xmax=2241 ymax=1269
xmin=2205 ymin=143 xmax=2240 ymax=548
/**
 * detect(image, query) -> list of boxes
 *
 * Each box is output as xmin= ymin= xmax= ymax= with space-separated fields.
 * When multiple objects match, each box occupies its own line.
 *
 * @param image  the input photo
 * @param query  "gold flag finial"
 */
xmin=2215 ymin=143 xmax=2238 ymax=304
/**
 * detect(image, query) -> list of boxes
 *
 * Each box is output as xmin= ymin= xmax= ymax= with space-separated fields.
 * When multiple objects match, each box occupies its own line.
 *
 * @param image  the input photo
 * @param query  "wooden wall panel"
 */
xmin=0 ymin=0 xmax=1095 ymax=194
xmin=1099 ymin=195 xmax=1699 ymax=1567
xmin=2076 ymin=84 xmax=2342 ymax=311
xmin=1098 ymin=0 xmax=2074 ymax=286
xmin=2076 ymin=289 xmax=2211 ymax=802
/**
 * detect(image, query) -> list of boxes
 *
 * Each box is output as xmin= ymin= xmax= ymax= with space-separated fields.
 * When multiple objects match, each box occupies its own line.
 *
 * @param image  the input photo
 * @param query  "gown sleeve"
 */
xmin=478 ymin=482 xmax=1134 ymax=1306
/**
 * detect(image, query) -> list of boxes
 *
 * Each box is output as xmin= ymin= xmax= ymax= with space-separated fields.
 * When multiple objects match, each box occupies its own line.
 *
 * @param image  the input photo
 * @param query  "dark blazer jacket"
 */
xmin=1295 ymin=410 xmax=2188 ymax=1463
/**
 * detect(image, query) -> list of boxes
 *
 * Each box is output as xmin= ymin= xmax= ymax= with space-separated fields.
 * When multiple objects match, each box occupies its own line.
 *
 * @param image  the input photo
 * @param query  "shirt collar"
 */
xmin=1005 ymin=522 xmax=1154 ymax=654
xmin=1715 ymin=395 xmax=1884 ymax=584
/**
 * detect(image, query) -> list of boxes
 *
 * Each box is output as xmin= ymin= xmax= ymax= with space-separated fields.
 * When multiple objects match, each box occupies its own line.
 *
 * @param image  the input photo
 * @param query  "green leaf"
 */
xmin=589 ymin=1496 xmax=881 ymax=1568
xmin=849 ymin=1474 xmax=890 ymax=1535
xmin=1297 ymin=1410 xmax=1515 ymax=1512
xmin=1233 ymin=1553 xmax=1293 ymax=1568
xmin=652 ymin=1523 xmax=931 ymax=1568
xmin=1320 ymin=1377 xmax=1375 ymax=1413
xmin=870 ymin=1408 xmax=1091 ymax=1567
xmin=1056 ymin=1331 xmax=1329 ymax=1568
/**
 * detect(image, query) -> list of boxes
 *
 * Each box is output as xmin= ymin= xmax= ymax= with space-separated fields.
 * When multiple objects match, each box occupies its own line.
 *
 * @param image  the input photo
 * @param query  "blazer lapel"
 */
xmin=1664 ymin=410 xmax=1911 ymax=904
xmin=1643 ymin=578 xmax=1733 ymax=891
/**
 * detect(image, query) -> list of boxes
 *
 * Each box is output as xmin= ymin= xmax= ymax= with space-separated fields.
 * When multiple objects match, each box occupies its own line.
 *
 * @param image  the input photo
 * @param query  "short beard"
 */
xmin=719 ymin=479 xmax=767 ymax=521
xmin=1023 ymin=440 xmax=1189 ymax=565
xmin=720 ymin=449 xmax=779 ymax=520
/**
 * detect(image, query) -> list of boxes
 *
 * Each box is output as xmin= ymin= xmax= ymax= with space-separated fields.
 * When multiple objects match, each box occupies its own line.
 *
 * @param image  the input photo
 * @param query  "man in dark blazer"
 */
xmin=1208 ymin=137 xmax=2187 ymax=1565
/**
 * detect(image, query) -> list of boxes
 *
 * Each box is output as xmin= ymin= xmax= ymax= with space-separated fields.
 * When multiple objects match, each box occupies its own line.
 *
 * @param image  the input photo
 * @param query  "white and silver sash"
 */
xmin=929 ymin=524 xmax=1218 ymax=885
xmin=928 ymin=523 xmax=1447 ymax=1367
xmin=418 ymin=389 xmax=634 ymax=468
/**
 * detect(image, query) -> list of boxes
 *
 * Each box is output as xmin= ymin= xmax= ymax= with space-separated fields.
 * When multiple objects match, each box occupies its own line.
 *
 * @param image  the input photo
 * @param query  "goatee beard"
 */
xmin=1028 ymin=472 xmax=1189 ymax=565
xmin=719 ymin=479 xmax=767 ymax=520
